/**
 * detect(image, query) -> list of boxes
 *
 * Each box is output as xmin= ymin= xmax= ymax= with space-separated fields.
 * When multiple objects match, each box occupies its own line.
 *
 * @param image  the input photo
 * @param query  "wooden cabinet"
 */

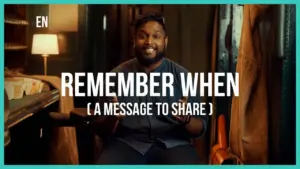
xmin=4 ymin=5 xmax=29 ymax=73
xmin=5 ymin=89 xmax=60 ymax=164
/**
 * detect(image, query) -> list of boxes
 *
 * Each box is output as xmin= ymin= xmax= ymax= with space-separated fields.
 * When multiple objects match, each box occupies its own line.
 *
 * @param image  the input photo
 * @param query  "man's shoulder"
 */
xmin=165 ymin=58 xmax=189 ymax=74
xmin=111 ymin=58 xmax=137 ymax=72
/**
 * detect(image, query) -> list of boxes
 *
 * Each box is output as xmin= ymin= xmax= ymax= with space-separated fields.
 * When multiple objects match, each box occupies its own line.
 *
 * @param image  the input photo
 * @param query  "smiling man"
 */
xmin=95 ymin=13 xmax=208 ymax=164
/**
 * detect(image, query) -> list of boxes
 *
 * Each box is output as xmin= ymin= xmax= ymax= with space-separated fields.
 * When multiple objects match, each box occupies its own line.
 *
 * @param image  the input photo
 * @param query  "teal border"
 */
xmin=1 ymin=0 xmax=298 ymax=168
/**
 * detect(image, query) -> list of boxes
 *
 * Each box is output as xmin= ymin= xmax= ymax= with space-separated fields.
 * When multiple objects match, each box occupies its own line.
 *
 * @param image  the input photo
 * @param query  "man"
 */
xmin=95 ymin=13 xmax=208 ymax=164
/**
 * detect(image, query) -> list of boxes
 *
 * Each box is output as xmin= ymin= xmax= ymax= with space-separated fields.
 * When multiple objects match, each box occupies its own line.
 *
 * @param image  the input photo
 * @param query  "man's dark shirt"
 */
xmin=104 ymin=57 xmax=208 ymax=155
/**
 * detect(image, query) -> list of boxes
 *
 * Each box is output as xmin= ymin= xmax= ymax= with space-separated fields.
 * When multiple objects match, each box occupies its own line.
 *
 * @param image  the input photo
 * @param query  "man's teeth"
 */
xmin=145 ymin=49 xmax=154 ymax=54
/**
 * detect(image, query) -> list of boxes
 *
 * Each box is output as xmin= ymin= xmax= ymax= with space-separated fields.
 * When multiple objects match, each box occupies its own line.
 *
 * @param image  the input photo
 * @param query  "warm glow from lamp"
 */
xmin=31 ymin=34 xmax=59 ymax=76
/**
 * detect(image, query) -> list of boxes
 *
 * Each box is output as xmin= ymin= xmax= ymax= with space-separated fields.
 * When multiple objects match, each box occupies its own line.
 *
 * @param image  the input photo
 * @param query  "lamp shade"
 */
xmin=31 ymin=34 xmax=59 ymax=55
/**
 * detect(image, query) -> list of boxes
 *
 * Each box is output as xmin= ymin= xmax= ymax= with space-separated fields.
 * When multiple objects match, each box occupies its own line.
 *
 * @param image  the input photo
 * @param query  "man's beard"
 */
xmin=135 ymin=48 xmax=166 ymax=67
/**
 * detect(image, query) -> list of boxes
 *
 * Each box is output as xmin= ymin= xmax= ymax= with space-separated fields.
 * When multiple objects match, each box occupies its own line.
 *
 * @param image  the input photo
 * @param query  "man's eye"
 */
xmin=153 ymin=35 xmax=161 ymax=39
xmin=138 ymin=34 xmax=146 ymax=39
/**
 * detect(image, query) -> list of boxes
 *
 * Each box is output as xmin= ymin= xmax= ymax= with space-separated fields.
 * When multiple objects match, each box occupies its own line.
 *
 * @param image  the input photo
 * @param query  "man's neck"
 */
xmin=139 ymin=58 xmax=164 ymax=73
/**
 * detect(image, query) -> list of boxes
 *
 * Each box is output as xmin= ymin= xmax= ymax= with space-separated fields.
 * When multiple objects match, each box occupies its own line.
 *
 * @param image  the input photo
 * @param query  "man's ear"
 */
xmin=165 ymin=36 xmax=168 ymax=49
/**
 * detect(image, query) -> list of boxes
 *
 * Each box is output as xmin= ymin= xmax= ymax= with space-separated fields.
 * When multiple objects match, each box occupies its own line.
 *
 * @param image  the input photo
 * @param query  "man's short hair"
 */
xmin=135 ymin=13 xmax=167 ymax=34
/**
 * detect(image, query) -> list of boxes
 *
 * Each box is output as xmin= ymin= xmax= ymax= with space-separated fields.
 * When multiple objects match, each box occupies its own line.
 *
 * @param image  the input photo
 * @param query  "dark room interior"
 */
xmin=4 ymin=4 xmax=296 ymax=165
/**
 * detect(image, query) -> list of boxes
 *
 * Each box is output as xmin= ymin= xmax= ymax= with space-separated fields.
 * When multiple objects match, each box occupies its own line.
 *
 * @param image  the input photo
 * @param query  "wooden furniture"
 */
xmin=6 ymin=90 xmax=60 ymax=129
xmin=4 ymin=5 xmax=29 ymax=73
xmin=47 ymin=108 xmax=118 ymax=164
xmin=4 ymin=89 xmax=60 ymax=164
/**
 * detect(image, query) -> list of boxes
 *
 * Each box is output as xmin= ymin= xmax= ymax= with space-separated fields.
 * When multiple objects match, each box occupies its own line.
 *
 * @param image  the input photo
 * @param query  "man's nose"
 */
xmin=145 ymin=36 xmax=153 ymax=45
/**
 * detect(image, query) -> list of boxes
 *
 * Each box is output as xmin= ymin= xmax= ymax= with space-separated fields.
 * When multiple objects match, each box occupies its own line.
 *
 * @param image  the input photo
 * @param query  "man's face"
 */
xmin=134 ymin=21 xmax=168 ymax=66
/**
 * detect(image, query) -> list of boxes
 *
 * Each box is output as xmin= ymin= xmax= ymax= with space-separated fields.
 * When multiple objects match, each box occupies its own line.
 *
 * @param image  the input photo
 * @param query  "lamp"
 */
xmin=31 ymin=34 xmax=59 ymax=76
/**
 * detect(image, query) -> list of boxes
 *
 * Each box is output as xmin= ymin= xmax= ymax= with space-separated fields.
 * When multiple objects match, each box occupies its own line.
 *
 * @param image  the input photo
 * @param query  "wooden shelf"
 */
xmin=5 ymin=43 xmax=27 ymax=50
xmin=4 ymin=4 xmax=29 ymax=72
xmin=5 ymin=18 xmax=29 ymax=26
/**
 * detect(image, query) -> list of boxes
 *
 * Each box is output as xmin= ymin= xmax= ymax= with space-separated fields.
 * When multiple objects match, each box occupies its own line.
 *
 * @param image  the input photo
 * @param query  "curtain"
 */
xmin=229 ymin=5 xmax=270 ymax=164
